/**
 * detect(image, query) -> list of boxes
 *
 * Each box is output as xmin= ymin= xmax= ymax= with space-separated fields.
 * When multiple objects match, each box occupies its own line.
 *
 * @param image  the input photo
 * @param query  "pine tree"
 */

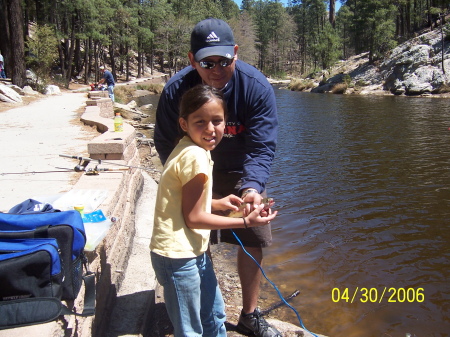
xmin=6 ymin=0 xmax=26 ymax=86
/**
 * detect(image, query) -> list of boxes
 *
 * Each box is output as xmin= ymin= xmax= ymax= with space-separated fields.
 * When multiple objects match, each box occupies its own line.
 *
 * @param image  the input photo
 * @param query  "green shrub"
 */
xmin=26 ymin=24 xmax=59 ymax=92
xmin=355 ymin=80 xmax=369 ymax=87
xmin=444 ymin=23 xmax=450 ymax=41
xmin=343 ymin=74 xmax=352 ymax=86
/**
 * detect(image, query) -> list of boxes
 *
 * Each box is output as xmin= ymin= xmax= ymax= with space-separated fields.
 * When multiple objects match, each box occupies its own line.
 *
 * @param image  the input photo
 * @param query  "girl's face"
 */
xmin=179 ymin=98 xmax=225 ymax=151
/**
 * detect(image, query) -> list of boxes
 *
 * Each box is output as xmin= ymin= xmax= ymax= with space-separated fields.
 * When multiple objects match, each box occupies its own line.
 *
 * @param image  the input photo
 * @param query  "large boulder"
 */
xmin=0 ymin=84 xmax=23 ymax=103
xmin=385 ymin=65 xmax=445 ymax=95
xmin=386 ymin=44 xmax=432 ymax=68
xmin=26 ymin=69 xmax=37 ymax=83
xmin=45 ymin=85 xmax=61 ymax=95
xmin=7 ymin=84 xmax=26 ymax=96
xmin=380 ymin=29 xmax=450 ymax=95
xmin=22 ymin=85 xmax=40 ymax=96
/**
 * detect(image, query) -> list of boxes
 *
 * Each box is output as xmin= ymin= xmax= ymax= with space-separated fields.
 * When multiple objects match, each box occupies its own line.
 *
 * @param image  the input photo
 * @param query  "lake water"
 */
xmin=263 ymin=89 xmax=450 ymax=337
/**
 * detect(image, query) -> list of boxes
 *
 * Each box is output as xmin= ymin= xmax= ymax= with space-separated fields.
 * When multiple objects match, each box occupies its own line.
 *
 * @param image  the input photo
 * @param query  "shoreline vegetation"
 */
xmin=2 ymin=20 xmax=450 ymax=112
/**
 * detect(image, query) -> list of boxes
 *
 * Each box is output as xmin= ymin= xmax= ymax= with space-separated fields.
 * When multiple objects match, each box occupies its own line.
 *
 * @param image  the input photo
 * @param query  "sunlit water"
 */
xmin=262 ymin=89 xmax=450 ymax=337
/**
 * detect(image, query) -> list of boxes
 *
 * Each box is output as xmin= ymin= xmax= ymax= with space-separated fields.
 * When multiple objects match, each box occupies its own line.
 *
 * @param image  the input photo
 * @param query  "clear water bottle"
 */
xmin=114 ymin=112 xmax=123 ymax=132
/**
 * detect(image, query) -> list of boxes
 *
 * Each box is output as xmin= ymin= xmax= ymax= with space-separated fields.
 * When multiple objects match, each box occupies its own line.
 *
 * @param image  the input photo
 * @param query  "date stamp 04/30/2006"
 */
xmin=332 ymin=287 xmax=425 ymax=304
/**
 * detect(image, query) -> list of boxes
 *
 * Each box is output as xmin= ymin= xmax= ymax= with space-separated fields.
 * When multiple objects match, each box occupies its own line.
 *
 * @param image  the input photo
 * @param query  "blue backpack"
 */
xmin=0 ymin=200 xmax=95 ymax=329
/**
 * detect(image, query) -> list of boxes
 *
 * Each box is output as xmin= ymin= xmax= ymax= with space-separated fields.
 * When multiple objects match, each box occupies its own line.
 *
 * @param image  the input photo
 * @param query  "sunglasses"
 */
xmin=199 ymin=58 xmax=234 ymax=70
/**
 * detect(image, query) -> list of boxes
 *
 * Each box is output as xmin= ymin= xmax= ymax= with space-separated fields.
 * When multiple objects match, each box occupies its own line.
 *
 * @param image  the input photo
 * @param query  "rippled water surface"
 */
xmin=263 ymin=90 xmax=450 ymax=337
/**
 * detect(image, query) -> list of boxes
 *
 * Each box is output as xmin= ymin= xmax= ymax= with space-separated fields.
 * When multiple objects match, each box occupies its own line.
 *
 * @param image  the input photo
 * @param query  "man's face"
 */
xmin=189 ymin=46 xmax=238 ymax=89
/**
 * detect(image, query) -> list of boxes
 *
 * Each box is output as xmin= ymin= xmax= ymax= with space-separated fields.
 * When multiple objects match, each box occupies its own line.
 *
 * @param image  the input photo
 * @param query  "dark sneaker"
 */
xmin=237 ymin=308 xmax=282 ymax=337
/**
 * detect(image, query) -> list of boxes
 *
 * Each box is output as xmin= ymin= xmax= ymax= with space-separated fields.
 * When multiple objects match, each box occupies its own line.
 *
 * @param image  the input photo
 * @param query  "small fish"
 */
xmin=228 ymin=197 xmax=275 ymax=218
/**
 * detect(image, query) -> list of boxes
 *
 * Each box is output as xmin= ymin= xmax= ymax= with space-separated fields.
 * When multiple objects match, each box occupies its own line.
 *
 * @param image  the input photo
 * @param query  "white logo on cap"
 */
xmin=206 ymin=32 xmax=220 ymax=43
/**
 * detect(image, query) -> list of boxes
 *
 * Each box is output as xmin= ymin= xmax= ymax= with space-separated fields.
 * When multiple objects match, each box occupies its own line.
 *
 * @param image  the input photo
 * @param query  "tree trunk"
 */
xmin=64 ymin=17 xmax=76 ymax=88
xmin=137 ymin=49 xmax=142 ymax=78
xmin=413 ymin=0 xmax=419 ymax=31
xmin=329 ymin=0 xmax=336 ymax=28
xmin=109 ymin=44 xmax=117 ymax=82
xmin=427 ymin=0 xmax=433 ymax=29
xmin=84 ymin=38 xmax=90 ymax=84
xmin=406 ymin=0 xmax=411 ymax=38
xmin=74 ymin=38 xmax=82 ymax=77
xmin=94 ymin=42 xmax=99 ymax=83
xmin=125 ymin=43 xmax=130 ymax=82
xmin=8 ymin=0 xmax=26 ymax=87
xmin=0 ymin=0 xmax=11 ymax=77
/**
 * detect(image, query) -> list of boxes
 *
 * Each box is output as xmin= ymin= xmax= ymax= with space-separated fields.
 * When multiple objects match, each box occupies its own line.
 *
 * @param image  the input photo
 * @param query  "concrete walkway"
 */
xmin=0 ymin=92 xmax=96 ymax=212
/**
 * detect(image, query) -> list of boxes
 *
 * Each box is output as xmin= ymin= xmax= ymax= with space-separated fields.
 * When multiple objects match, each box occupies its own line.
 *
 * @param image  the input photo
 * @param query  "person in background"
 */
xmin=150 ymin=84 xmax=277 ymax=337
xmin=98 ymin=66 xmax=115 ymax=102
xmin=154 ymin=18 xmax=280 ymax=337
xmin=0 ymin=52 xmax=6 ymax=79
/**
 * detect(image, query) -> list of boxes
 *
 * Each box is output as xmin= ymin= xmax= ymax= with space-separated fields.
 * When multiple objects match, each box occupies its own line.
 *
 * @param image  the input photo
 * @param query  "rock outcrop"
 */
xmin=0 ymin=84 xmax=23 ymax=103
xmin=310 ymin=28 xmax=450 ymax=96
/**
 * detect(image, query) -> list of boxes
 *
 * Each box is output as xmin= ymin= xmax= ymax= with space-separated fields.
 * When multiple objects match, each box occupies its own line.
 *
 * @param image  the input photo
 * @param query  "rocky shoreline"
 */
xmin=282 ymin=28 xmax=450 ymax=98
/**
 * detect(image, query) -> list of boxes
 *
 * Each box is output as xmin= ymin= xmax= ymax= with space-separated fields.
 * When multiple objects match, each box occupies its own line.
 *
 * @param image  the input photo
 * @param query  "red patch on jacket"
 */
xmin=224 ymin=124 xmax=246 ymax=137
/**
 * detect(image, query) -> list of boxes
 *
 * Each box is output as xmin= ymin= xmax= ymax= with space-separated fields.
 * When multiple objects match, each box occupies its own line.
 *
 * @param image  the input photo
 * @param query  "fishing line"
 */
xmin=1 ymin=170 xmax=74 ymax=175
xmin=231 ymin=229 xmax=319 ymax=337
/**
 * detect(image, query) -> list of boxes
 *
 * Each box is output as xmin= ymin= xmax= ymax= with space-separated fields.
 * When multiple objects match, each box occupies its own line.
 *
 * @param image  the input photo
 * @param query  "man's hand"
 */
xmin=241 ymin=189 xmax=264 ymax=216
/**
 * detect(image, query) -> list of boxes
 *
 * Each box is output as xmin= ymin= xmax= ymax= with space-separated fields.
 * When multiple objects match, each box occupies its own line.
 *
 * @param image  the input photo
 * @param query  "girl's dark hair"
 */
xmin=179 ymin=84 xmax=227 ymax=122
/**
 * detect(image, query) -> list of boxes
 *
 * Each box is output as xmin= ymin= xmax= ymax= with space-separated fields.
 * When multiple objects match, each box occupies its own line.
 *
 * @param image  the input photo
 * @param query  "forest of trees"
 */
xmin=0 ymin=0 xmax=449 ymax=89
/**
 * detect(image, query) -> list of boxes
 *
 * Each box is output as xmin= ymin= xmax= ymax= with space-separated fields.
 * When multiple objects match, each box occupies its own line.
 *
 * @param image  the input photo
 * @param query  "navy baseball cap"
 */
xmin=191 ymin=18 xmax=235 ymax=62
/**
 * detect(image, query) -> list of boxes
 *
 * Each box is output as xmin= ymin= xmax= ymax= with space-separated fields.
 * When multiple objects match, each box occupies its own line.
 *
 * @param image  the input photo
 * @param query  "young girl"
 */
xmin=150 ymin=84 xmax=278 ymax=337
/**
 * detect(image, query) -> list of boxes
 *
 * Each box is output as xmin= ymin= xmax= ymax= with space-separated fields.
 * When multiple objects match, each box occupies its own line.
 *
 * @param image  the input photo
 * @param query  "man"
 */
xmin=0 ymin=52 xmax=6 ymax=79
xmin=154 ymin=18 xmax=280 ymax=337
xmin=98 ymin=66 xmax=115 ymax=102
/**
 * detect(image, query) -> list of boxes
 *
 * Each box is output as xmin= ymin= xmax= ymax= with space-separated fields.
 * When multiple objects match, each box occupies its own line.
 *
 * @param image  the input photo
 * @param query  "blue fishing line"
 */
xmin=231 ymin=229 xmax=319 ymax=337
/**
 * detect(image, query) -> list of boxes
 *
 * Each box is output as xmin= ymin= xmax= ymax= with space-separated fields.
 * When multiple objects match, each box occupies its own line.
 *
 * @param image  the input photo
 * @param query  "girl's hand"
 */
xmin=245 ymin=204 xmax=278 ymax=227
xmin=212 ymin=194 xmax=243 ymax=212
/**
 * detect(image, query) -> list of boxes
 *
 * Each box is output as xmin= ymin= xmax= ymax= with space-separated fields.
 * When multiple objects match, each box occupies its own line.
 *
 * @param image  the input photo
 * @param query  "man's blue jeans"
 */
xmin=151 ymin=251 xmax=226 ymax=337
xmin=107 ymin=85 xmax=114 ymax=102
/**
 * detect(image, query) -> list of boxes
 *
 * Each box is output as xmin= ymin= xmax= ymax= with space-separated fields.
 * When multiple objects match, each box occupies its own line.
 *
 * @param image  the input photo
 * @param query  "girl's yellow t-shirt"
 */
xmin=150 ymin=136 xmax=213 ymax=258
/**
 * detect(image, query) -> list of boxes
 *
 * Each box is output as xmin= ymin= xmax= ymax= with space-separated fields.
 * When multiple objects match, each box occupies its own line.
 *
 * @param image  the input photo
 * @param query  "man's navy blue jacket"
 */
xmin=154 ymin=59 xmax=278 ymax=194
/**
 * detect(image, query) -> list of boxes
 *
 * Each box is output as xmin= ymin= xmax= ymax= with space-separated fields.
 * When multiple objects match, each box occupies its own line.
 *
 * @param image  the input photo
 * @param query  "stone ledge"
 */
xmin=74 ymin=98 xmax=146 ymax=337
xmin=88 ymin=90 xmax=109 ymax=99
xmin=86 ymin=97 xmax=111 ymax=106
xmin=86 ymin=96 xmax=114 ymax=118
xmin=81 ymin=103 xmax=135 ymax=161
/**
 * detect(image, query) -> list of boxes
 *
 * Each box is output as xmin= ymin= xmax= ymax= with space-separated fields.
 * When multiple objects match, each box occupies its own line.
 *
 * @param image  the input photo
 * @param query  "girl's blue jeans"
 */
xmin=150 ymin=251 xmax=226 ymax=337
